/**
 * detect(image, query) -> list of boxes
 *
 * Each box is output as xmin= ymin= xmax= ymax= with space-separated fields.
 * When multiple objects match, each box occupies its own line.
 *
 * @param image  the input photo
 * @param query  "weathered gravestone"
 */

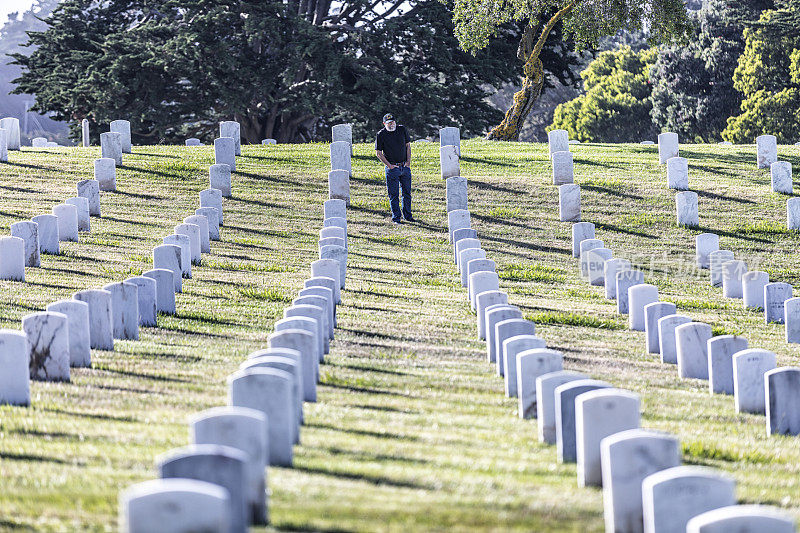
xmin=143 ymin=269 xmax=176 ymax=315
xmin=447 ymin=209 xmax=470 ymax=244
xmin=440 ymin=126 xmax=460 ymax=156
xmin=281 ymin=309 xmax=325 ymax=362
xmin=158 ymin=444 xmax=248 ymax=533
xmin=468 ymin=271 xmax=499 ymax=312
xmin=110 ymin=120 xmax=132 ymax=153
xmin=184 ymin=214 xmax=210 ymax=254
xmin=459 ymin=249 xmax=485 ymax=287
xmin=440 ymin=145 xmax=459 ymax=179
xmin=578 ymin=238 xmax=604 ymax=279
xmin=268 ymin=329 xmax=317 ymax=402
xmin=163 ymin=234 xmax=191 ymax=279
xmin=104 ymin=281 xmax=139 ymax=340
xmin=174 ymin=223 xmax=201 ymax=265
xmin=120 ymin=478 xmax=231 ymax=533
xmin=742 ymin=271 xmax=769 ymax=309
xmin=455 ymin=236 xmax=480 ymax=271
xmin=771 ymin=161 xmax=793 ymax=194
xmin=10 ymin=221 xmax=39 ymax=268
xmin=552 ymin=151 xmax=574 ymax=185
xmin=65 ymin=197 xmax=90 ymax=232
xmin=787 ymin=197 xmax=800 ymax=230
xmin=445 ymin=176 xmax=468 ymax=212
xmin=319 ymin=244 xmax=347 ymax=289
xmin=298 ymin=287 xmax=335 ymax=339
xmin=666 ymin=157 xmax=689 ymax=190
xmin=262 ymin=138 xmax=277 ymax=144
xmin=0 ymin=117 xmax=21 ymax=150
xmin=73 ymin=289 xmax=114 ymax=350
xmin=77 ymin=179 xmax=101 ymax=216
xmin=46 ymin=299 xmax=91 ymax=367
xmin=695 ymin=233 xmax=719 ymax=269
xmin=190 ymin=406 xmax=267 ymax=524
xmin=153 ymin=244 xmax=182 ymax=293
xmin=675 ymin=191 xmax=699 ymax=227
xmin=675 ymin=322 xmax=712 ymax=380
xmin=686 ymin=504 xmax=796 ymax=533
xmin=311 ymin=259 xmax=341 ymax=303
xmin=642 ymin=466 xmax=736 ymax=533
xmin=605 ymin=258 xmax=632 ymax=299
xmin=32 ymin=214 xmax=58 ymax=254
xmin=196 ymin=207 xmax=220 ymax=241
xmin=572 ymin=222 xmax=595 ymax=258
xmin=53 ymin=203 xmax=78 ymax=242
xmin=200 ymin=188 xmax=224 ymax=225
xmin=600 ymin=429 xmax=681 ymax=533
xmin=707 ymin=335 xmax=748 ymax=395
xmin=756 ymin=134 xmax=777 ymax=169
xmin=324 ymin=198 xmax=346 ymax=221
xmin=100 ymin=132 xmax=122 ymax=165
xmin=332 ymin=123 xmax=353 ymax=155
xmin=485 ymin=306 xmax=522 ymax=364
xmin=94 ymin=158 xmax=116 ymax=192
xmin=537 ymin=371 xmax=587 ymax=444
xmin=548 ymin=129 xmax=569 ymax=157
xmin=658 ymin=132 xmax=679 ymax=164
xmin=516 ymin=348 xmax=562 ymax=418
xmin=708 ymin=250 xmax=734 ymax=287
xmin=475 ymin=291 xmax=508 ymax=340
xmin=555 ymin=379 xmax=611 ymax=463
xmin=616 ymin=270 xmax=644 ymax=314
xmin=644 ymin=302 xmax=677 ymax=354
xmin=495 ymin=318 xmax=536 ymax=376
xmin=0 ymin=330 xmax=29 ymax=406
xmin=785 ymin=297 xmax=800 ymax=343
xmin=576 ymin=388 xmax=640 ymax=487
xmin=452 ymin=227 xmax=477 ymax=260
xmin=0 ymin=128 xmax=7 ymax=162
xmin=320 ymin=226 xmax=346 ymax=246
xmin=585 ymin=248 xmax=612 ymax=286
xmin=228 ymin=367 xmax=294 ymax=467
xmin=328 ymin=169 xmax=350 ymax=205
xmin=629 ymin=284 xmax=659 ymax=331
xmin=241 ymin=355 xmax=303 ymax=431
xmin=502 ymin=334 xmax=546 ymax=397
xmin=209 ymin=163 xmax=232 ymax=198
xmin=81 ymin=119 xmax=89 ymax=147
xmin=766 ymin=367 xmax=800 ymax=436
xmin=125 ymin=276 xmax=157 ymax=327
xmin=330 ymin=141 xmax=352 ymax=176
xmin=0 ymin=236 xmax=25 ymax=281
xmin=558 ymin=183 xmax=581 ymax=222
xmin=214 ymin=138 xmax=236 ymax=171
xmin=765 ymin=282 xmax=793 ymax=324
xmin=721 ymin=260 xmax=747 ymax=299
xmin=185 ymin=138 xmax=201 ymax=146
xmin=733 ymin=348 xmax=776 ymax=414
xmin=22 ymin=311 xmax=70 ymax=382
xmin=219 ymin=121 xmax=241 ymax=156
xmin=31 ymin=137 xmax=47 ymax=148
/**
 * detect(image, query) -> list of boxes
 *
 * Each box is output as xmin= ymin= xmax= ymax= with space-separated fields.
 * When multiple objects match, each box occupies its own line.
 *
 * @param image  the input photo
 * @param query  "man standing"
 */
xmin=375 ymin=113 xmax=414 ymax=224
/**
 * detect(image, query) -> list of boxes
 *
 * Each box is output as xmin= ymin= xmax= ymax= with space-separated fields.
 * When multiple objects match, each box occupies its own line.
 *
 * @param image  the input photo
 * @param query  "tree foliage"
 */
xmin=723 ymin=2 xmax=800 ymax=143
xmin=549 ymin=46 xmax=656 ymax=142
xmin=650 ymin=0 xmax=774 ymax=142
xmin=11 ymin=0 xmax=546 ymax=144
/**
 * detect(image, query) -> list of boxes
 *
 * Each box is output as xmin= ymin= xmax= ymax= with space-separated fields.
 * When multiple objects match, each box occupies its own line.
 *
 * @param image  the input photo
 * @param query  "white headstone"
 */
xmin=766 ymin=367 xmax=800 ymax=436
xmin=0 ymin=117 xmax=21 ymax=150
xmin=502 ymin=334 xmax=546 ymax=397
xmin=262 ymin=138 xmax=276 ymax=144
xmin=0 ymin=128 xmax=7 ymax=162
xmin=311 ymin=259 xmax=341 ymax=303
xmin=604 ymin=258 xmax=631 ymax=299
xmin=475 ymin=291 xmax=508 ymax=340
xmin=31 ymin=214 xmax=58 ymax=255
xmin=765 ymin=282 xmax=793 ymax=324
xmin=439 ymin=126 xmax=460 ymax=155
xmin=209 ymin=163 xmax=232 ymax=198
xmin=771 ymin=161 xmax=793 ymax=193
xmin=786 ymin=297 xmax=800 ymax=343
xmin=629 ymin=284 xmax=659 ymax=331
xmin=658 ymin=314 xmax=693 ymax=364
xmin=0 ymin=236 xmax=25 ymax=281
xmin=453 ymin=228 xmax=477 ymax=264
xmin=0 ymin=329 xmax=30 ymax=405
xmin=328 ymin=169 xmax=350 ymax=205
xmin=219 ymin=121 xmax=241 ymax=156
xmin=200 ymin=188 xmax=223 ymax=225
xmin=103 ymin=281 xmax=139 ymax=340
xmin=666 ymin=157 xmax=689 ymax=190
xmin=516 ymin=348 xmax=562 ymax=418
xmin=299 ymin=285 xmax=336 ymax=337
xmin=552 ymin=151 xmax=574 ymax=185
xmin=616 ymin=270 xmax=644 ymax=314
xmin=537 ymin=370 xmax=587 ymax=444
xmin=174 ymin=223 xmax=202 ymax=265
xmin=22 ymin=311 xmax=70 ymax=381
xmin=268 ymin=329 xmax=317 ymax=402
xmin=110 ymin=120 xmax=132 ymax=153
xmin=486 ymin=306 xmax=522 ymax=364
xmin=77 ymin=179 xmax=101 ymax=216
xmin=756 ymin=134 xmax=777 ymax=169
xmin=458 ymin=248 xmax=484 ymax=287
xmin=143 ymin=268 xmax=176 ymax=315
xmin=578 ymin=238 xmax=604 ymax=280
xmin=675 ymin=190 xmax=699 ymax=227
xmin=185 ymin=137 xmax=201 ymax=146
xmin=721 ymin=259 xmax=747 ymax=298
xmin=555 ymin=379 xmax=611 ymax=463
xmin=196 ymin=207 xmax=220 ymax=241
xmin=324 ymin=199 xmax=346 ymax=220
xmin=695 ymin=233 xmax=719 ymax=269
xmin=585 ymin=248 xmax=613 ymax=286
xmin=658 ymin=132 xmax=679 ymax=164
xmin=686 ymin=504 xmax=796 ymax=533
xmin=733 ymin=348 xmax=776 ymax=414
xmin=52 ymin=203 xmax=78 ymax=242
xmin=10 ymin=221 xmax=39 ymax=268
xmin=707 ymin=335 xmax=748 ymax=395
xmin=125 ymin=276 xmax=157 ymax=327
xmin=548 ymin=129 xmax=569 ymax=157
xmin=153 ymin=244 xmax=182 ymax=293
xmin=445 ymin=176 xmax=468 ymax=212
xmin=332 ymin=123 xmax=353 ymax=155
xmin=31 ymin=137 xmax=47 ymax=148
xmin=214 ymin=137 xmax=236 ymax=171
xmin=494 ymin=318 xmax=536 ymax=376
xmin=46 ymin=299 xmax=91 ymax=367
xmin=100 ymin=132 xmax=122 ymax=165
xmin=65 ymin=197 xmax=90 ymax=233
xmin=644 ymin=302 xmax=677 ymax=354
xmin=742 ymin=271 xmax=769 ymax=309
xmin=242 ymin=353 xmax=304 ymax=426
xmin=676 ymin=322 xmax=712 ymax=379
xmin=558 ymin=183 xmax=581 ymax=222
xmin=708 ymin=250 xmax=734 ymax=287
xmin=319 ymin=244 xmax=347 ymax=289
xmin=94 ymin=158 xmax=117 ymax=191
xmin=331 ymin=141 xmax=351 ymax=175
xmin=572 ymin=222 xmax=595 ymax=258
xmin=184 ymin=214 xmax=210 ymax=254
xmin=81 ymin=119 xmax=89 ymax=147
xmin=73 ymin=289 xmax=114 ymax=350
xmin=447 ymin=209 xmax=470 ymax=244
xmin=163 ymin=234 xmax=192 ymax=279
xmin=440 ymin=145 xmax=459 ymax=179
xmin=468 ymin=271 xmax=499 ymax=312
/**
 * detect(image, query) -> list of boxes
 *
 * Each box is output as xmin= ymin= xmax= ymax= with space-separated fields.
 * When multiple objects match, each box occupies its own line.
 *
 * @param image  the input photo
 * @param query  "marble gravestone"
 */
xmin=448 ymin=209 xmax=471 ymax=243
xmin=175 ymin=223 xmax=201 ymax=265
xmin=158 ymin=444 xmax=248 ymax=533
xmin=328 ymin=169 xmax=350 ymax=205
xmin=644 ymin=302 xmax=677 ymax=354
xmin=100 ymin=132 xmax=122 ymax=165
xmin=0 ymin=237 xmax=25 ymax=281
xmin=552 ymin=151 xmax=574 ymax=185
xmin=516 ymin=348 xmax=562 ymax=419
xmin=766 ymin=367 xmax=800 ymax=436
xmin=475 ymin=291 xmax=508 ymax=340
xmin=485 ymin=306 xmax=522 ymax=364
xmin=31 ymin=215 xmax=58 ymax=255
xmin=548 ymin=129 xmax=569 ymax=157
xmin=765 ymin=282 xmax=792 ymax=324
xmin=555 ymin=379 xmax=611 ymax=463
xmin=686 ymin=505 xmax=796 ymax=533
xmin=440 ymin=145 xmax=459 ymax=179
xmin=22 ymin=311 xmax=70 ymax=382
xmin=200 ymin=188 xmax=224 ymax=225
xmin=628 ymin=284 xmax=659 ymax=331
xmin=319 ymin=244 xmax=347 ymax=290
xmin=0 ymin=329 xmax=30 ymax=406
xmin=756 ymin=134 xmax=777 ymax=169
xmin=585 ymin=248 xmax=612 ymax=286
xmin=219 ymin=121 xmax=241 ymax=156
xmin=332 ymin=123 xmax=353 ymax=155
xmin=103 ymin=281 xmax=139 ymax=341
xmin=571 ymin=222 xmax=595 ymax=258
xmin=558 ymin=183 xmax=581 ymax=222
xmin=268 ymin=329 xmax=317 ymax=402
xmin=536 ymin=371 xmax=587 ymax=444
xmin=209 ymin=164 xmax=232 ymax=198
xmin=52 ymin=203 xmax=79 ymax=242
xmin=143 ymin=269 xmax=177 ymax=315
xmin=721 ymin=260 xmax=747 ymax=299
xmin=184 ymin=214 xmax=210 ymax=254
xmin=153 ymin=244 xmax=183 ymax=293
xmin=616 ymin=270 xmax=644 ymax=314
xmin=10 ymin=221 xmax=39 ymax=268
xmin=604 ymin=258 xmax=631 ymax=300
xmin=0 ymin=128 xmax=7 ymax=162
xmin=46 ymin=299 xmax=91 ymax=367
xmin=110 ymin=120 xmax=132 ymax=153
xmin=578 ymin=239 xmax=603 ymax=279
xmin=785 ymin=297 xmax=800 ymax=343
xmin=77 ymin=180 xmax=101 ymax=217
xmin=281 ymin=308 xmax=325 ymax=362
xmin=81 ymin=121 xmax=89 ymax=147
xmin=0 ymin=117 xmax=21 ymax=150
xmin=708 ymin=250 xmax=734 ymax=287
xmin=330 ymin=141 xmax=351 ymax=176
xmin=502 ymin=335 xmax=546 ymax=397
xmin=311 ymin=259 xmax=341 ymax=303
xmin=163 ymin=234 xmax=192 ymax=279
xmin=494 ymin=318 xmax=536 ymax=375
xmin=214 ymin=138 xmax=236 ymax=172
xmin=695 ymin=233 xmax=719 ymax=269
xmin=666 ymin=157 xmax=689 ymax=190
xmin=241 ymin=355 xmax=303 ymax=433
xmin=707 ymin=335 xmax=748 ymax=395
xmin=468 ymin=271 xmax=499 ymax=312
xmin=771 ymin=161 xmax=793 ymax=194
xmin=125 ymin=276 xmax=158 ymax=327
xmin=733 ymin=348 xmax=776 ymax=414
xmin=658 ymin=132 xmax=679 ymax=164
xmin=445 ymin=176 xmax=468 ymax=212
xmin=120 ymin=478 xmax=231 ymax=533
xmin=65 ymin=197 xmax=91 ymax=232
xmin=73 ymin=289 xmax=114 ymax=350
xmin=742 ymin=271 xmax=769 ymax=309
xmin=196 ymin=207 xmax=220 ymax=241
xmin=659 ymin=314 xmax=692 ymax=364
xmin=94 ymin=158 xmax=117 ymax=192
xmin=323 ymin=198 xmax=347 ymax=221
xmin=185 ymin=137 xmax=201 ymax=146
xmin=675 ymin=322 xmax=712 ymax=380
xmin=440 ymin=126 xmax=460 ymax=156
xmin=675 ymin=191 xmax=699 ymax=227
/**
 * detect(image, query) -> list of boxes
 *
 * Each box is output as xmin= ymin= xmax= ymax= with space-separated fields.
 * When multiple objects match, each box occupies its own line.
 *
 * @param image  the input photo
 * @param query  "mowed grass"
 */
xmin=1 ymin=139 xmax=800 ymax=531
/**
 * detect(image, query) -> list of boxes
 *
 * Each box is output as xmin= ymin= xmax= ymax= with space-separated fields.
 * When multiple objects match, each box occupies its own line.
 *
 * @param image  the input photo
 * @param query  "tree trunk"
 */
xmin=487 ymin=2 xmax=577 ymax=141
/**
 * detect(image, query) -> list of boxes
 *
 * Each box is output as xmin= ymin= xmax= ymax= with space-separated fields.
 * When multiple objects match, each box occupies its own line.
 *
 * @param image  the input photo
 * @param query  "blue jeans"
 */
xmin=385 ymin=165 xmax=412 ymax=221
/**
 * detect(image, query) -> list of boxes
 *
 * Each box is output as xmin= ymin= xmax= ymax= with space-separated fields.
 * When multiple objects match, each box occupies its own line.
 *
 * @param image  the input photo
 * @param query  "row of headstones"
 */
xmin=574 ymin=223 xmax=800 ymax=439
xmin=446 ymin=200 xmax=796 ymax=531
xmin=118 ymin=198 xmax=350 ymax=533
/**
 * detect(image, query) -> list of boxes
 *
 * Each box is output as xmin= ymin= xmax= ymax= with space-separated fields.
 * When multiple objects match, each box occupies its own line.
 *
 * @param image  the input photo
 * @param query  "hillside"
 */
xmin=1 ymin=140 xmax=800 ymax=531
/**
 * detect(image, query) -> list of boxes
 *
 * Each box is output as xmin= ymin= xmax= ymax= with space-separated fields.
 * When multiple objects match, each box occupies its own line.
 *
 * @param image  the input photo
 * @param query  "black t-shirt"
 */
xmin=375 ymin=125 xmax=410 ymax=164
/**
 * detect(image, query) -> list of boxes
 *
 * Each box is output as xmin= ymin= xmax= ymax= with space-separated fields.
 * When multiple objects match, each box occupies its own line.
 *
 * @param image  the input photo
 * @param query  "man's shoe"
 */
xmin=392 ymin=219 xmax=404 ymax=225
xmin=404 ymin=216 xmax=416 ymax=222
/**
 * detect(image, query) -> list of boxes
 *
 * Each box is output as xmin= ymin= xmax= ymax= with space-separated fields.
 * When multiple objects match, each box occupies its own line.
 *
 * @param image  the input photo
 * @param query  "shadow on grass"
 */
xmin=231 ymin=196 xmax=283 ymax=209
xmin=695 ymin=189 xmax=756 ymax=205
xmin=351 ymin=403 xmax=411 ymax=413
xmin=461 ymin=155 xmax=516 ymax=168
xmin=114 ymin=190 xmax=167 ymax=201
xmin=0 ymin=451 xmax=73 ymax=465
xmin=0 ymin=518 xmax=36 ymax=531
xmin=176 ymin=312 xmax=246 ymax=328
xmin=306 ymin=421 xmax=420 ymax=442
xmin=480 ymin=234 xmax=570 ymax=256
xmin=292 ymin=463 xmax=433 ymax=490
xmin=96 ymin=365 xmax=192 ymax=383
xmin=40 ymin=406 xmax=137 ymax=423
xmin=101 ymin=215 xmax=157 ymax=228
xmin=679 ymin=148 xmax=755 ymax=165
xmin=337 ymin=328 xmax=405 ymax=342
xmin=3 ymin=161 xmax=52 ymax=171
xmin=593 ymin=221 xmax=657 ymax=240
xmin=347 ymin=250 xmax=412 ymax=263
xmin=695 ymin=225 xmax=771 ymax=244
xmin=156 ymin=325 xmax=234 ymax=339
xmin=272 ymin=523 xmax=355 ymax=533
xmin=321 ymin=381 xmax=409 ymax=397
xmin=235 ymin=170 xmax=304 ymax=187
xmin=323 ymin=445 xmax=431 ymax=465
xmin=581 ymin=184 xmax=644 ymax=200
xmin=468 ymin=178 xmax=523 ymax=195
xmin=332 ymin=361 xmax=411 ymax=376
xmin=470 ymin=212 xmax=534 ymax=231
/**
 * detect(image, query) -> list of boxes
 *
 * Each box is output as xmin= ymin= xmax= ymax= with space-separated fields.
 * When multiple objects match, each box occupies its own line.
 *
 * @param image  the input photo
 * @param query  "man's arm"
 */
xmin=376 ymin=150 xmax=396 ymax=169
xmin=405 ymin=143 xmax=411 ymax=167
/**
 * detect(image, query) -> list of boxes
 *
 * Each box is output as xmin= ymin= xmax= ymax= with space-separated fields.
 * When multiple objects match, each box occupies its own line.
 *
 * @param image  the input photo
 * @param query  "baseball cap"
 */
xmin=382 ymin=113 xmax=395 ymax=123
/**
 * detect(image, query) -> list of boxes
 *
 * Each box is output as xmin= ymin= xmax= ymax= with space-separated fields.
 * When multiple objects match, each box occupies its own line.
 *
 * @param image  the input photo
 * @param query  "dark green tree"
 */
xmin=650 ymin=0 xmax=774 ymax=142
xmin=10 ymin=0 xmax=577 ymax=144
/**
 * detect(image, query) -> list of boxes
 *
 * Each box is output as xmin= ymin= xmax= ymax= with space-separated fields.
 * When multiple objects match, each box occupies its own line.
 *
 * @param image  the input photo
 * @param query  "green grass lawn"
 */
xmin=1 ymin=139 xmax=800 ymax=531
